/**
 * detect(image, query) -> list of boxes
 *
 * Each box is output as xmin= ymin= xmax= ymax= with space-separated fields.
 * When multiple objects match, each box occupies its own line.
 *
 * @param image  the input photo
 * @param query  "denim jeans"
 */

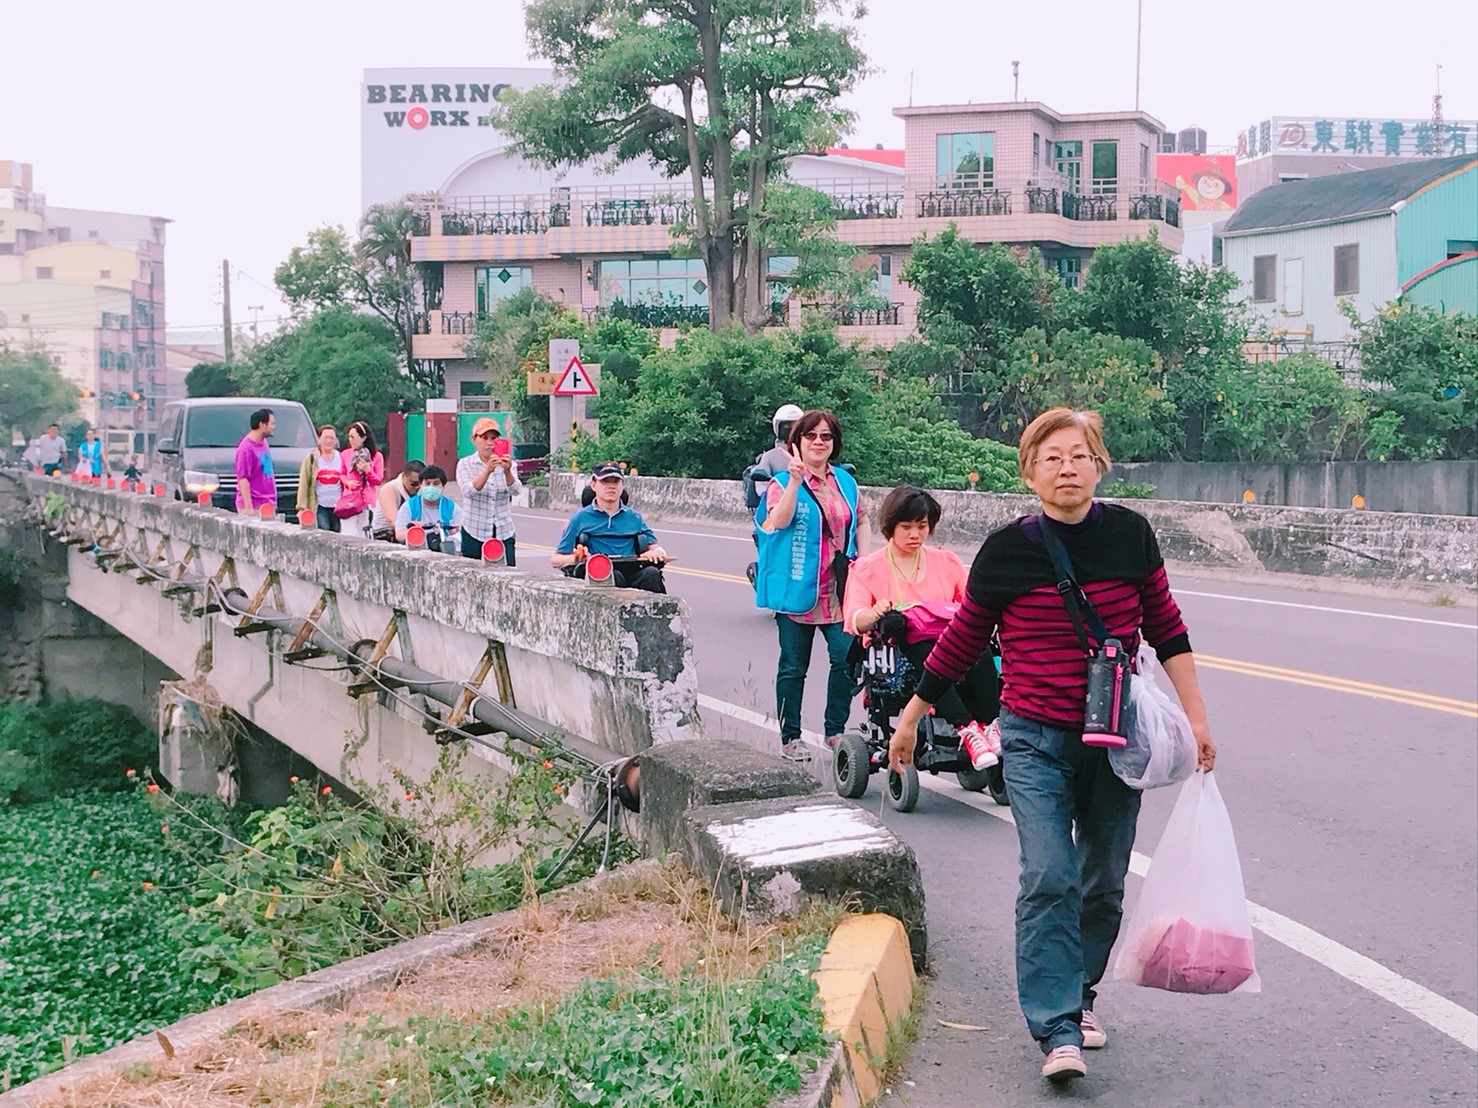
xmin=315 ymin=506 xmax=341 ymax=532
xmin=461 ymin=530 xmax=517 ymax=566
xmin=775 ymin=615 xmax=854 ymax=743
xmin=998 ymin=706 xmax=1141 ymax=1053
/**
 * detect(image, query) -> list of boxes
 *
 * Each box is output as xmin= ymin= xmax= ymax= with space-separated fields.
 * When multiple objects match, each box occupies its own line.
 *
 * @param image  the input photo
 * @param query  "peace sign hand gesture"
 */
xmin=787 ymin=443 xmax=807 ymax=482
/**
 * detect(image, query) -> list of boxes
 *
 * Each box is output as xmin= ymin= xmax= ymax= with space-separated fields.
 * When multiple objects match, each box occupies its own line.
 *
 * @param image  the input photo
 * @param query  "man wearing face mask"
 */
xmin=394 ymin=465 xmax=464 ymax=552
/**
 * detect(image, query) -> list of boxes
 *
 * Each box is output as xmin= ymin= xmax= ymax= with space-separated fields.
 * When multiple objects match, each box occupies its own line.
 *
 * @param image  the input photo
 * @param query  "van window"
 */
xmin=513 ymin=442 xmax=549 ymax=459
xmin=185 ymin=405 xmax=316 ymax=448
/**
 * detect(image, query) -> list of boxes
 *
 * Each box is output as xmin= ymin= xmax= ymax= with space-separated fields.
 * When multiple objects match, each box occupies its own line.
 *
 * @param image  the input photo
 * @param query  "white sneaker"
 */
xmin=1042 ymin=1045 xmax=1086 ymax=1083
xmin=780 ymin=741 xmax=812 ymax=762
xmin=1080 ymin=1010 xmax=1107 ymax=1049
xmin=958 ymin=720 xmax=1000 ymax=771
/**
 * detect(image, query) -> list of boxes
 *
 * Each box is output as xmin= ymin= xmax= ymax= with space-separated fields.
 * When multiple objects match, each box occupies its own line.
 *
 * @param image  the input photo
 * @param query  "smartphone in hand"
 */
xmin=492 ymin=437 xmax=512 ymax=458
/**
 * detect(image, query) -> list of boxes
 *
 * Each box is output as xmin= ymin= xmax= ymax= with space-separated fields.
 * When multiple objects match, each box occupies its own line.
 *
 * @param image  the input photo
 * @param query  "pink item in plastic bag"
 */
xmin=901 ymin=600 xmax=959 ymax=643
xmin=1132 ymin=916 xmax=1258 ymax=994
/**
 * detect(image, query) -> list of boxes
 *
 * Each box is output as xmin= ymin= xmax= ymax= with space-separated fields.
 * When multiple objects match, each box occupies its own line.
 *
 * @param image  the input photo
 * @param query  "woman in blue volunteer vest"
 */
xmin=755 ymin=410 xmax=870 ymax=759
xmin=78 ymin=427 xmax=106 ymax=478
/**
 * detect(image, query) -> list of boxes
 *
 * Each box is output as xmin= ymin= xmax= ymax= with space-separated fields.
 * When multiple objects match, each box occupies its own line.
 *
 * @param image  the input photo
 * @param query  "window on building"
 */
xmin=1333 ymin=244 xmax=1360 ymax=296
xmin=1049 ymin=256 xmax=1082 ymax=289
xmin=459 ymin=380 xmax=490 ymax=398
xmin=1033 ymin=133 xmax=1041 ymax=175
xmin=1054 ymin=141 xmax=1082 ymax=192
xmin=599 ymin=258 xmax=709 ymax=307
xmin=1091 ymin=141 xmax=1118 ymax=195
xmin=1139 ymin=143 xmax=1151 ymax=184
xmin=35 ymin=266 xmax=53 ymax=279
xmin=1252 ymin=254 xmax=1277 ymax=302
xmin=936 ymin=132 xmax=994 ymax=189
xmin=1448 ymin=239 xmax=1478 ymax=258
xmin=100 ymin=269 xmax=111 ymax=279
xmin=1278 ymin=174 xmax=1309 ymax=184
xmin=0 ymin=243 xmax=14 ymax=255
xmin=1283 ymin=258 xmax=1304 ymax=315
xmin=475 ymin=265 xmax=533 ymax=313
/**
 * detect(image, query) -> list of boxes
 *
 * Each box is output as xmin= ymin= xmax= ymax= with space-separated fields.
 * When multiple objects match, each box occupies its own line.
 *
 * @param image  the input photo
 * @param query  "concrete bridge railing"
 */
xmin=21 ymin=475 xmax=700 ymax=796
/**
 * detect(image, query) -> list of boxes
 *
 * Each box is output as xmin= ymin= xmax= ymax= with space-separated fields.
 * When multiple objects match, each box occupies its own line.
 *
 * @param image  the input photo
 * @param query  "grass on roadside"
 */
xmin=39 ymin=858 xmax=842 ymax=1108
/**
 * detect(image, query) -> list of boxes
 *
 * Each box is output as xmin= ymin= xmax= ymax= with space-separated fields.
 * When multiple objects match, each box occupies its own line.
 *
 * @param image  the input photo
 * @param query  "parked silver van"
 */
xmin=154 ymin=398 xmax=315 ymax=513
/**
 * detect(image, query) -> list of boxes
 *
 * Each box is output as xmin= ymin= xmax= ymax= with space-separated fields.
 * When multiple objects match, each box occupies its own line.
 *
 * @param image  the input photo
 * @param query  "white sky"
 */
xmin=4 ymin=0 xmax=1474 ymax=335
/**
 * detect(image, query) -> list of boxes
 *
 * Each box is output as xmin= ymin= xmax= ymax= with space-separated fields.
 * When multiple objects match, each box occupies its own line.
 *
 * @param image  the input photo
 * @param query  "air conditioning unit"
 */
xmin=460 ymin=397 xmax=494 ymax=412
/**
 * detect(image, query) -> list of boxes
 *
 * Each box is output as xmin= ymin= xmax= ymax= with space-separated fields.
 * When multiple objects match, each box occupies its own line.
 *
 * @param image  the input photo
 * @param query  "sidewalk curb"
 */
xmin=780 ymin=913 xmax=918 ymax=1108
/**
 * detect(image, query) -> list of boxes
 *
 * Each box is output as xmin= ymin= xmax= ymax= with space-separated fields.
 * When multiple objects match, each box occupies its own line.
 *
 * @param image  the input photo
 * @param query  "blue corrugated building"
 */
xmin=1218 ymin=156 xmax=1476 ymax=344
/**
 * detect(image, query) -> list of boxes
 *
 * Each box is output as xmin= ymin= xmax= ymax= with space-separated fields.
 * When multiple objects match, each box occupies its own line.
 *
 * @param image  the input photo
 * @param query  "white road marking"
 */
xmin=1176 ymin=590 xmax=1475 ymax=630
xmin=696 ymin=692 xmax=1478 ymax=1053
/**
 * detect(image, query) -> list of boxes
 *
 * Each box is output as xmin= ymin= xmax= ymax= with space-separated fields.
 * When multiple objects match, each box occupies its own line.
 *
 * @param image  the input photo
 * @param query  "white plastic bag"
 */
xmin=1114 ymin=772 xmax=1261 ymax=994
xmin=1108 ymin=646 xmax=1198 ymax=790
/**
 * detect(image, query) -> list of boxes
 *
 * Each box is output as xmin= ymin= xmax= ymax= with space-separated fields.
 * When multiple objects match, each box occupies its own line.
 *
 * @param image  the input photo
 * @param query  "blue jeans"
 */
xmin=999 ymin=706 xmax=1141 ymax=1054
xmin=775 ymin=615 xmax=854 ymax=744
xmin=315 ymin=506 xmax=341 ymax=532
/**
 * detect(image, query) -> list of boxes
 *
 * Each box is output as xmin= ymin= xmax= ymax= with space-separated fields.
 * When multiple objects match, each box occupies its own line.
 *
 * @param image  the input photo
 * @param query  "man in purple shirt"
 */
xmin=235 ymin=408 xmax=277 ymax=514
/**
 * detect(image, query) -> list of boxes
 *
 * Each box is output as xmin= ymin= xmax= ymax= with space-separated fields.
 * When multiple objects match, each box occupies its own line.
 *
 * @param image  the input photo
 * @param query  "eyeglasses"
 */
xmin=1034 ymin=451 xmax=1095 ymax=473
xmin=801 ymin=431 xmax=834 ymax=443
xmin=475 ymin=431 xmax=498 ymax=439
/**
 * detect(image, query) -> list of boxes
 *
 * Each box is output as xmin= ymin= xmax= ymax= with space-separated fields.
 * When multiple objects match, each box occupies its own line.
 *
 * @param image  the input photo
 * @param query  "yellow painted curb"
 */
xmin=812 ymin=914 xmax=917 ymax=1106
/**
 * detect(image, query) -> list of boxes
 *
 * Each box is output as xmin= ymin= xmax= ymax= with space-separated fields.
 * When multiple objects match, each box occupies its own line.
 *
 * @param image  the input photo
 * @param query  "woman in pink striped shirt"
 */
xmin=889 ymin=408 xmax=1218 ymax=1086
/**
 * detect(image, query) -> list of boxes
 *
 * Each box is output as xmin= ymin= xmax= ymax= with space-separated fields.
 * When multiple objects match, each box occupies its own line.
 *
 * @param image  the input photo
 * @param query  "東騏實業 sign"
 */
xmin=1236 ymin=116 xmax=1475 ymax=161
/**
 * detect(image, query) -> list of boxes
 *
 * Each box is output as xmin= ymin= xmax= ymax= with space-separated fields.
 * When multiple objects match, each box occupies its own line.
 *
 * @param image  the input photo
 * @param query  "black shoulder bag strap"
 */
xmin=1037 ymin=514 xmax=1111 ymax=657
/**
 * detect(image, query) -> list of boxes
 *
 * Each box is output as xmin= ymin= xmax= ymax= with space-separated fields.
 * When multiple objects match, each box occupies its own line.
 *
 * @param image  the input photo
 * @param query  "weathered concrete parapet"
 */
xmin=549 ymin=472 xmax=1478 ymax=588
xmin=685 ymin=794 xmax=928 ymax=969
xmin=637 ymin=738 xmax=819 ymax=855
xmin=21 ymin=477 xmax=700 ymax=785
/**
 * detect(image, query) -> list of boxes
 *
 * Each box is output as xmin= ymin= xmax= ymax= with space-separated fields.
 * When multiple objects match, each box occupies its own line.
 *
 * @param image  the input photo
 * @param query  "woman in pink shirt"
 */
xmin=843 ymin=485 xmax=999 ymax=749
xmin=337 ymin=421 xmax=384 ymax=537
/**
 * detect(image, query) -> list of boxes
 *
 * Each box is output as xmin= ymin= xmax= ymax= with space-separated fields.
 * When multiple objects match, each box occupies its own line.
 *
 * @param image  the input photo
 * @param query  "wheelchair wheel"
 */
xmin=986 ymin=763 xmax=1009 ymax=807
xmin=834 ymin=732 xmax=871 ymax=799
xmin=886 ymin=764 xmax=920 ymax=812
xmin=955 ymin=765 xmax=994 ymax=793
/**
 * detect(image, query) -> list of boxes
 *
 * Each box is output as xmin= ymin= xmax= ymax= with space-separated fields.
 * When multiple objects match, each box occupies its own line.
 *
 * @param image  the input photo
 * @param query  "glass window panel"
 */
xmin=1091 ymin=141 xmax=1118 ymax=194
xmin=628 ymin=259 xmax=660 ymax=277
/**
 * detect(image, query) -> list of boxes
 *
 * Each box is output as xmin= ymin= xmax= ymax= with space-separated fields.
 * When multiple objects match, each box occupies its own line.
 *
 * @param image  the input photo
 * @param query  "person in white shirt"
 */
xmin=455 ymin=418 xmax=523 ymax=563
xmin=371 ymin=461 xmax=424 ymax=542
xmin=394 ymin=465 xmax=464 ymax=552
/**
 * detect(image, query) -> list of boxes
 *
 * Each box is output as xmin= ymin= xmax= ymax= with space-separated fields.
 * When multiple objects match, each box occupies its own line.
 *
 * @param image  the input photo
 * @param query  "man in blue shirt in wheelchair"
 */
xmin=551 ymin=461 xmax=669 ymax=593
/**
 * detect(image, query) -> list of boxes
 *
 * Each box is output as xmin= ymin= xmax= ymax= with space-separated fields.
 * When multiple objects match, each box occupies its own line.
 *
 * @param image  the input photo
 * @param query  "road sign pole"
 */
xmin=548 ymin=339 xmax=580 ymax=462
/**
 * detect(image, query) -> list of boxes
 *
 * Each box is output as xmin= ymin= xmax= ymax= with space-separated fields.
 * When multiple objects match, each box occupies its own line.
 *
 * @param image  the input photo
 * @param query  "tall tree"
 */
xmin=497 ymin=0 xmax=869 ymax=331
xmin=0 ymin=345 xmax=77 ymax=442
xmin=185 ymin=362 xmax=239 ymax=398
xmin=274 ymin=206 xmax=442 ymax=394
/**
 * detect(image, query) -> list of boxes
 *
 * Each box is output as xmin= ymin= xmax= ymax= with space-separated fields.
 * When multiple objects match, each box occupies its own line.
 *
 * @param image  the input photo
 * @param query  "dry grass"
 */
xmin=34 ymin=858 xmax=835 ymax=1108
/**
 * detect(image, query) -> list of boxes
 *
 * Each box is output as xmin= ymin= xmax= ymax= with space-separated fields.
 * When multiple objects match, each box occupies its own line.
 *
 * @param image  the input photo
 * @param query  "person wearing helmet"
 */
xmin=759 ymin=404 xmax=804 ymax=480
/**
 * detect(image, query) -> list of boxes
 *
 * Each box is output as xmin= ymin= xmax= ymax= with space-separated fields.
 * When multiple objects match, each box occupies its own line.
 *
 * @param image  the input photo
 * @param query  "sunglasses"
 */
xmin=801 ymin=431 xmax=834 ymax=442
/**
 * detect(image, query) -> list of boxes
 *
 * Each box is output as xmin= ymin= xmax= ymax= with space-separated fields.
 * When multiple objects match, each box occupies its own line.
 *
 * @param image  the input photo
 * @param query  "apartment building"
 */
xmin=0 ymin=161 xmax=170 ymax=456
xmin=398 ymin=97 xmax=1182 ymax=398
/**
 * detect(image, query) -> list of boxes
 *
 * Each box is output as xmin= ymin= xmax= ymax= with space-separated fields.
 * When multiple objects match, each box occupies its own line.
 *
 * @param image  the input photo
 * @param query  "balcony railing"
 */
xmin=412 ymin=310 xmax=478 ymax=335
xmin=917 ymin=189 xmax=1012 ymax=218
xmin=835 ymin=303 xmax=903 ymax=327
xmin=411 ymin=178 xmax=906 ymax=237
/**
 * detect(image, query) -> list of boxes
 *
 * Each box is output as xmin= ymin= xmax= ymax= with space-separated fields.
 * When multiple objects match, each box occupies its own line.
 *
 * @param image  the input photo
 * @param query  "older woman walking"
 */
xmin=296 ymin=425 xmax=344 ymax=531
xmin=890 ymin=408 xmax=1217 ymax=1086
xmin=755 ymin=409 xmax=870 ymax=760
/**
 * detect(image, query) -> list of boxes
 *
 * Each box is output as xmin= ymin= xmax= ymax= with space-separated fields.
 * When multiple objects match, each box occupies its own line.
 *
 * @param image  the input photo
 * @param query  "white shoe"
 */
xmin=1080 ymin=1010 xmax=1107 ymax=1049
xmin=1042 ymin=1045 xmax=1086 ymax=1083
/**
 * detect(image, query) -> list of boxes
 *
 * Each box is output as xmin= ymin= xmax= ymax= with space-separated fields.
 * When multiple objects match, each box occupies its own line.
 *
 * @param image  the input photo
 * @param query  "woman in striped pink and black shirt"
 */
xmin=889 ymin=408 xmax=1218 ymax=1085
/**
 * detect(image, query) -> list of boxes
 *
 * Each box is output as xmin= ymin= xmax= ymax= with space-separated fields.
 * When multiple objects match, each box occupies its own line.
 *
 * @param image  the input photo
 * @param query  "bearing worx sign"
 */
xmin=360 ymin=67 xmax=554 ymax=210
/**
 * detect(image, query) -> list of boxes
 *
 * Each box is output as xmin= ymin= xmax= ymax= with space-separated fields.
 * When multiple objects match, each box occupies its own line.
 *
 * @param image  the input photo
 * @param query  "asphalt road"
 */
xmin=512 ymin=506 xmax=1478 ymax=1106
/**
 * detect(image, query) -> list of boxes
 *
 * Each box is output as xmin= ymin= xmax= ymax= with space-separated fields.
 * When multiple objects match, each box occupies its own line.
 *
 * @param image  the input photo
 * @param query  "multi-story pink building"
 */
xmin=0 ymin=161 xmax=170 ymax=457
xmin=405 ymin=100 xmax=1181 ymax=399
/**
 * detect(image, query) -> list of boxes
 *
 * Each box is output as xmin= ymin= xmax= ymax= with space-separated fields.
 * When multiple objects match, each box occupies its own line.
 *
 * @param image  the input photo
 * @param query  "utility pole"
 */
xmin=247 ymin=305 xmax=264 ymax=340
xmin=1134 ymin=0 xmax=1144 ymax=112
xmin=222 ymin=259 xmax=234 ymax=365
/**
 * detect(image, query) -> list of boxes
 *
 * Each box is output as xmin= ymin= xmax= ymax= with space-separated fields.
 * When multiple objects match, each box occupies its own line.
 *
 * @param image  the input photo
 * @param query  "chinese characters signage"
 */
xmin=1236 ymin=117 xmax=1475 ymax=161
xmin=1156 ymin=154 xmax=1238 ymax=211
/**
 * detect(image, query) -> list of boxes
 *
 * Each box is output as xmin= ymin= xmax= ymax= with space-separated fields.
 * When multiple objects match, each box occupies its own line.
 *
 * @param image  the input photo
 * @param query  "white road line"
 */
xmin=696 ymin=692 xmax=1478 ymax=1053
xmin=1176 ymin=589 xmax=1475 ymax=630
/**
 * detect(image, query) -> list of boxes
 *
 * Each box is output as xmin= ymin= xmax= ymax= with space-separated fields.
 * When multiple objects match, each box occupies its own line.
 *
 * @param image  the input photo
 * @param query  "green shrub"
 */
xmin=1100 ymin=479 xmax=1156 ymax=499
xmin=0 ymin=698 xmax=154 ymax=806
xmin=324 ymin=933 xmax=831 ymax=1107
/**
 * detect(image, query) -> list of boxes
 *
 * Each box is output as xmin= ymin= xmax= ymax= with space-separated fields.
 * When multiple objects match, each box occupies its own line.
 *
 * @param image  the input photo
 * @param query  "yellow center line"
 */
xmin=519 ymin=542 xmax=1474 ymax=718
